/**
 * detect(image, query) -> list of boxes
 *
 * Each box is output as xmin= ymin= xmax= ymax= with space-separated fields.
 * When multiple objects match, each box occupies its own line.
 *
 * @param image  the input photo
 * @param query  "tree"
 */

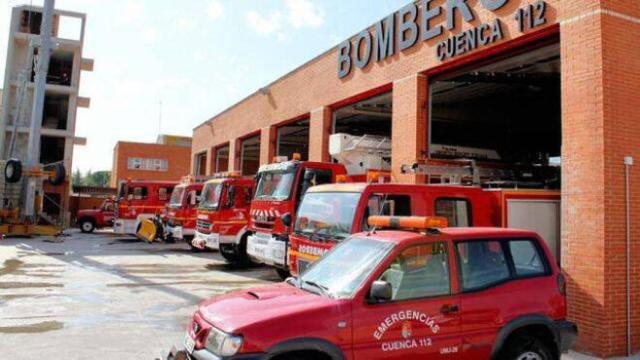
xmin=72 ymin=169 xmax=111 ymax=187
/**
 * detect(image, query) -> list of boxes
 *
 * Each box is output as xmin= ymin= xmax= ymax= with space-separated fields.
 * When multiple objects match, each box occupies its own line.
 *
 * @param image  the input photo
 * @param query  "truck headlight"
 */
xmin=205 ymin=326 xmax=243 ymax=356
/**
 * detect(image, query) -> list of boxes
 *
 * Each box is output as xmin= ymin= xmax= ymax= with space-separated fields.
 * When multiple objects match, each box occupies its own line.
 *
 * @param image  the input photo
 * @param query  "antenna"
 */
xmin=158 ymin=98 xmax=163 ymax=136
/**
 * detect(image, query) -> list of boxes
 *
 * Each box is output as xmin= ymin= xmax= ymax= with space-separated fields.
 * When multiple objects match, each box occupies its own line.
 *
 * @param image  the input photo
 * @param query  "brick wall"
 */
xmin=191 ymin=0 xmax=640 ymax=356
xmin=111 ymin=141 xmax=191 ymax=187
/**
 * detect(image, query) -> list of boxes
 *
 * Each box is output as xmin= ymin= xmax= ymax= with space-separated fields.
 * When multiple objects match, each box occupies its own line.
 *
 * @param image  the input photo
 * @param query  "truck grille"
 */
xmin=197 ymin=219 xmax=211 ymax=233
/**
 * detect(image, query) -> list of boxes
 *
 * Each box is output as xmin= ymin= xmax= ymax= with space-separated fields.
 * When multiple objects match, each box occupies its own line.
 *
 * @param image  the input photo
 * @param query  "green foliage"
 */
xmin=72 ymin=170 xmax=111 ymax=187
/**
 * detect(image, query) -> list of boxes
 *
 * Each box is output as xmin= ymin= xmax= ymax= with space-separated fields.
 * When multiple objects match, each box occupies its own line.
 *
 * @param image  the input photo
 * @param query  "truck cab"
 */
xmin=77 ymin=198 xmax=115 ymax=233
xmin=288 ymin=183 xmax=496 ymax=277
xmin=246 ymin=160 xmax=347 ymax=278
xmin=113 ymin=180 xmax=177 ymax=235
xmin=176 ymin=217 xmax=576 ymax=360
xmin=192 ymin=175 xmax=255 ymax=263
xmin=163 ymin=181 xmax=203 ymax=241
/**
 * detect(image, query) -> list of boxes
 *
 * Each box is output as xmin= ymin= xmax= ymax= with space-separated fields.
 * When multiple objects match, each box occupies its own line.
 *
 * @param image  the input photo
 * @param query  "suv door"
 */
xmin=352 ymin=241 xmax=461 ymax=359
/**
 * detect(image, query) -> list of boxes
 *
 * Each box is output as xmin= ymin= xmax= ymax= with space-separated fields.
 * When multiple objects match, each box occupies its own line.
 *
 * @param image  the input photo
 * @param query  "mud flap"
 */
xmin=137 ymin=218 xmax=161 ymax=243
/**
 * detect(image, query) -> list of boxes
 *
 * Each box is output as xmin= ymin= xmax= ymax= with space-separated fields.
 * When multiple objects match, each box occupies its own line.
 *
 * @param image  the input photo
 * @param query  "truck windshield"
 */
xmin=169 ymin=186 xmax=186 ymax=207
xmin=200 ymin=183 xmax=223 ymax=210
xmin=295 ymin=192 xmax=360 ymax=240
xmin=255 ymin=169 xmax=296 ymax=200
xmin=298 ymin=237 xmax=394 ymax=298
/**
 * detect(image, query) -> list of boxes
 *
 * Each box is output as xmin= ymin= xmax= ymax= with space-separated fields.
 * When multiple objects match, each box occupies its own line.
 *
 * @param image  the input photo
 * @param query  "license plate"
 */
xmin=184 ymin=333 xmax=196 ymax=354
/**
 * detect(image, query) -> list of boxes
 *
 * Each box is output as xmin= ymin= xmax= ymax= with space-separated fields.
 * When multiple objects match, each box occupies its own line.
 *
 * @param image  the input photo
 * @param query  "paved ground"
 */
xmin=1 ymin=230 xmax=636 ymax=360
xmin=0 ymin=230 xmax=279 ymax=359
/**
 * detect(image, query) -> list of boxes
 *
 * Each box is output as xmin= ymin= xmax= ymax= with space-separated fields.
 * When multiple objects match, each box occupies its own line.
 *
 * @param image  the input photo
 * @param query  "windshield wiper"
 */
xmin=301 ymin=279 xmax=332 ymax=298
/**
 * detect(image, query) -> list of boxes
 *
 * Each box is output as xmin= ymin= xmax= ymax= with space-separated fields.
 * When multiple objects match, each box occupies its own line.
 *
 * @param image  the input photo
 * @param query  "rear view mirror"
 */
xmin=225 ymin=186 xmax=236 ymax=208
xmin=369 ymin=280 xmax=392 ymax=303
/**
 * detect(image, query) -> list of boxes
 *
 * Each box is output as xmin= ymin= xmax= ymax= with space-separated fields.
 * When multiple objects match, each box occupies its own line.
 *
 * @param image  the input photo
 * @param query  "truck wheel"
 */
xmin=4 ymin=159 xmax=22 ymax=183
xmin=276 ymin=268 xmax=291 ymax=280
xmin=503 ymin=335 xmax=554 ymax=360
xmin=79 ymin=219 xmax=95 ymax=233
xmin=219 ymin=244 xmax=239 ymax=263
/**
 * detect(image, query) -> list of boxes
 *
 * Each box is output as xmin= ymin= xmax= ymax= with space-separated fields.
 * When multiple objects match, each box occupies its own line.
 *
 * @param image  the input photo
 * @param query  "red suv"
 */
xmin=171 ymin=216 xmax=576 ymax=360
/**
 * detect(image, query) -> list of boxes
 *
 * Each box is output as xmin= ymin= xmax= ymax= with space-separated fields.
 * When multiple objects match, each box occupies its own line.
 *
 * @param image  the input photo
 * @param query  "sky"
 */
xmin=0 ymin=0 xmax=409 ymax=173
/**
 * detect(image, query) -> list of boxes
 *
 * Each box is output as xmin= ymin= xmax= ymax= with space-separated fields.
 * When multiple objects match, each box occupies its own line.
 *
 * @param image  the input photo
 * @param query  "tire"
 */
xmin=219 ymin=244 xmax=239 ymax=263
xmin=47 ymin=163 xmax=66 ymax=185
xmin=5 ymin=159 xmax=22 ymax=183
xmin=502 ymin=335 xmax=554 ymax=360
xmin=276 ymin=268 xmax=291 ymax=280
xmin=79 ymin=219 xmax=95 ymax=233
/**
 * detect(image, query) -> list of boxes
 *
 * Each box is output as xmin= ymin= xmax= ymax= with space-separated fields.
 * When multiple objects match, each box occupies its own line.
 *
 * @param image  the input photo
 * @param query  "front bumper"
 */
xmin=194 ymin=231 xmax=221 ymax=250
xmin=552 ymin=320 xmax=578 ymax=353
xmin=113 ymin=219 xmax=136 ymax=235
xmin=166 ymin=225 xmax=195 ymax=240
xmin=168 ymin=346 xmax=266 ymax=360
xmin=246 ymin=233 xmax=287 ymax=267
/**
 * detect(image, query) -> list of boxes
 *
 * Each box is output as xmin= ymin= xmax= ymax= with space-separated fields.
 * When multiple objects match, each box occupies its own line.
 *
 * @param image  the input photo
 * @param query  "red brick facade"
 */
xmin=111 ymin=141 xmax=191 ymax=187
xmin=192 ymin=1 xmax=640 ymax=356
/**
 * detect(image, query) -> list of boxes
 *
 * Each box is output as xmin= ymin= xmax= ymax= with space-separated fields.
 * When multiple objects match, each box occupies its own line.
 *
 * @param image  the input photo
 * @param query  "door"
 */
xmin=352 ymin=242 xmax=461 ymax=360
xmin=102 ymin=201 xmax=115 ymax=226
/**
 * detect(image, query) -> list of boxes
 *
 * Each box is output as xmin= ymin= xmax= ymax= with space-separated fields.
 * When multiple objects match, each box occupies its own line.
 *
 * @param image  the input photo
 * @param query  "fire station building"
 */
xmin=191 ymin=0 xmax=640 ymax=357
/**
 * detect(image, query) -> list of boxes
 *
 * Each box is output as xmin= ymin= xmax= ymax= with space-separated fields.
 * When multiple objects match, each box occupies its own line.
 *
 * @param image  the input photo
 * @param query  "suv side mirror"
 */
xmin=369 ymin=280 xmax=392 ymax=303
xmin=225 ymin=186 xmax=236 ymax=208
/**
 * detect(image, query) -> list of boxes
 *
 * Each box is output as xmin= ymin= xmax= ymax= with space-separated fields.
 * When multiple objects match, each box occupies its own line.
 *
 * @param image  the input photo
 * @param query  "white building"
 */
xmin=0 ymin=5 xmax=93 ymax=223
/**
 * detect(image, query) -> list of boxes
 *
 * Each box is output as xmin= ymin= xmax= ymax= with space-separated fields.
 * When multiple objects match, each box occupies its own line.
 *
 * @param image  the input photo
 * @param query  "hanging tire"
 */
xmin=47 ymin=163 xmax=66 ymax=185
xmin=5 ymin=159 xmax=22 ymax=183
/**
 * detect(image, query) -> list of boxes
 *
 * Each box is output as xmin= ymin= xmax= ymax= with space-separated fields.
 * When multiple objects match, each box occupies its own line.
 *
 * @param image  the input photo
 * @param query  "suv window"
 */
xmin=363 ymin=194 xmax=412 ymax=230
xmin=378 ymin=242 xmax=450 ymax=301
xmin=435 ymin=198 xmax=470 ymax=227
xmin=509 ymin=240 xmax=546 ymax=277
xmin=456 ymin=241 xmax=510 ymax=291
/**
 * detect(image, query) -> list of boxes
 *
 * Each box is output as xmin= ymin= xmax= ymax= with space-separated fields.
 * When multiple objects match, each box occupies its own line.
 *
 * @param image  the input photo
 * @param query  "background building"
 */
xmin=192 ymin=0 xmax=640 ymax=357
xmin=110 ymin=135 xmax=191 ymax=187
xmin=0 ymin=5 xmax=92 ymax=225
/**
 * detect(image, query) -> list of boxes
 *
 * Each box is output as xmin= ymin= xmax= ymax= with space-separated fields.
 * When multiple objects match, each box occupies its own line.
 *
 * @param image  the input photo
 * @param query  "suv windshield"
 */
xmin=255 ymin=169 xmax=296 ymax=201
xmin=295 ymin=192 xmax=360 ymax=240
xmin=200 ymin=182 xmax=223 ymax=210
xmin=298 ymin=237 xmax=394 ymax=298
xmin=169 ymin=186 xmax=186 ymax=207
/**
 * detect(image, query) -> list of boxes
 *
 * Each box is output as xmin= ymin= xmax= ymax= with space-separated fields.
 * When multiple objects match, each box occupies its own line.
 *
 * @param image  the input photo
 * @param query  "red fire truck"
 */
xmin=191 ymin=174 xmax=255 ymax=264
xmin=246 ymin=160 xmax=348 ymax=277
xmin=113 ymin=179 xmax=177 ymax=235
xmin=288 ymin=182 xmax=560 ymax=277
xmin=162 ymin=180 xmax=204 ymax=241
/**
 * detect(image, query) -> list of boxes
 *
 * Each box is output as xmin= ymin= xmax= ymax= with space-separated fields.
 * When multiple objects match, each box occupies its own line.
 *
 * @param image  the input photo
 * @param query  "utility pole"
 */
xmin=23 ymin=0 xmax=55 ymax=218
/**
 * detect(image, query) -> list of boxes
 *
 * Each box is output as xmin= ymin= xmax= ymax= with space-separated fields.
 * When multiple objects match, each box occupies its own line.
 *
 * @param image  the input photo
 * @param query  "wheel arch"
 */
xmin=490 ymin=314 xmax=559 ymax=360
xmin=265 ymin=337 xmax=345 ymax=360
xmin=234 ymin=226 xmax=249 ymax=245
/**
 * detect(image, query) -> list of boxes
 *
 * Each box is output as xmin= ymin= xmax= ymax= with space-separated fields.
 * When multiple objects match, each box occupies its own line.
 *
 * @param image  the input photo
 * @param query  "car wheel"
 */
xmin=80 ymin=219 xmax=95 ymax=233
xmin=503 ymin=335 xmax=554 ymax=360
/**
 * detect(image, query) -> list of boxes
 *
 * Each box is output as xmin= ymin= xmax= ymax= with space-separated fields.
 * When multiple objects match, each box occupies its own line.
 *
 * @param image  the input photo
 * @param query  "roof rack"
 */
xmin=400 ymin=159 xmax=560 ymax=189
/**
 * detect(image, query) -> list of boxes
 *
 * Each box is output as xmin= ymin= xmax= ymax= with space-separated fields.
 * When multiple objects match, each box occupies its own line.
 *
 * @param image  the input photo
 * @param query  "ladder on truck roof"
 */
xmin=401 ymin=159 xmax=560 ymax=189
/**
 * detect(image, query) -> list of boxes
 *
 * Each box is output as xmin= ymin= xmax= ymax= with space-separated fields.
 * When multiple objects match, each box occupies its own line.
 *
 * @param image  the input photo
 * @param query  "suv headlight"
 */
xmin=205 ymin=326 xmax=243 ymax=356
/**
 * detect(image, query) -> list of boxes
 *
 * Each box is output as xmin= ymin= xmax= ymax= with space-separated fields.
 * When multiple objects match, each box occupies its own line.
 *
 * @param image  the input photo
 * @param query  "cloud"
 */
xmin=207 ymin=0 xmax=224 ymax=21
xmin=245 ymin=0 xmax=324 ymax=39
xmin=119 ymin=1 xmax=145 ymax=24
xmin=285 ymin=0 xmax=325 ymax=28
xmin=246 ymin=10 xmax=284 ymax=36
xmin=143 ymin=26 xmax=159 ymax=43
xmin=174 ymin=17 xmax=197 ymax=33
